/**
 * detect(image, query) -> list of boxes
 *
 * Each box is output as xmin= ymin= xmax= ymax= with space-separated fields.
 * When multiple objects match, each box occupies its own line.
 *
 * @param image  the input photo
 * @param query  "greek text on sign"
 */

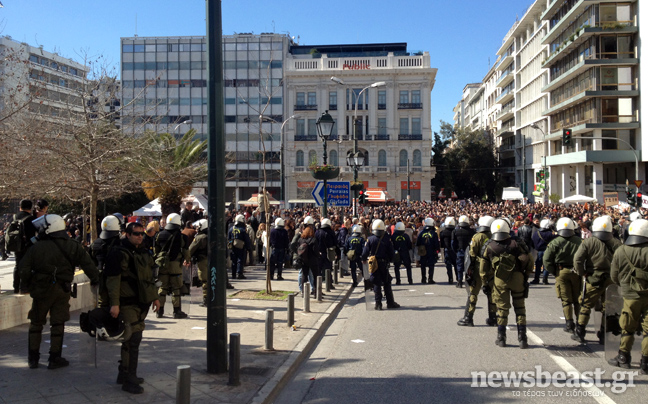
xmin=311 ymin=181 xmax=350 ymax=207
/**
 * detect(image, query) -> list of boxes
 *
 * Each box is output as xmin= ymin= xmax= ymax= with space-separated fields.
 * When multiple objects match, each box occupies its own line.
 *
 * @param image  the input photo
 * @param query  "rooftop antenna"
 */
xmin=134 ymin=13 xmax=138 ymax=37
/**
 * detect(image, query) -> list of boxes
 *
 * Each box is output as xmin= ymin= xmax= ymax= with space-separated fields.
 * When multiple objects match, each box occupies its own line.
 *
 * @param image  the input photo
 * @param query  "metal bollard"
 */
xmin=317 ymin=276 xmax=323 ymax=301
xmin=287 ymin=294 xmax=294 ymax=327
xmin=176 ymin=365 xmax=191 ymax=404
xmin=303 ymin=282 xmax=310 ymax=312
xmin=228 ymin=333 xmax=241 ymax=386
xmin=338 ymin=259 xmax=344 ymax=278
xmin=326 ymin=269 xmax=332 ymax=292
xmin=334 ymin=265 xmax=339 ymax=284
xmin=265 ymin=309 xmax=274 ymax=350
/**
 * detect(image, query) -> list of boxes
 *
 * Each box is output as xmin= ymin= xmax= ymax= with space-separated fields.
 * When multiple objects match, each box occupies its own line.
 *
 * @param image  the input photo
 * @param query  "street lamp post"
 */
xmin=330 ymin=77 xmax=386 ymax=216
xmin=316 ymin=111 xmax=335 ymax=218
xmin=531 ymin=123 xmax=548 ymax=204
xmin=174 ymin=119 xmax=193 ymax=138
xmin=261 ymin=115 xmax=298 ymax=204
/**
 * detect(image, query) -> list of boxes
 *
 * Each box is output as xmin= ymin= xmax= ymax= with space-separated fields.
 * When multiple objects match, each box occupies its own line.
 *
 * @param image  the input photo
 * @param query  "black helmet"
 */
xmin=80 ymin=307 xmax=129 ymax=341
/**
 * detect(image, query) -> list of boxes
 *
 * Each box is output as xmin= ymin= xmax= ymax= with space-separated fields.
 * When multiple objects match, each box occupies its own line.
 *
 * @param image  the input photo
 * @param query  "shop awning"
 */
xmin=501 ymin=187 xmax=524 ymax=201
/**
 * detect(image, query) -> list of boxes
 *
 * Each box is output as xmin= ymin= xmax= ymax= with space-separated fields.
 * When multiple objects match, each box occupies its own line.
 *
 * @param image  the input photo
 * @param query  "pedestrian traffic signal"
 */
xmin=638 ymin=192 xmax=643 ymax=207
xmin=562 ymin=128 xmax=572 ymax=146
xmin=358 ymin=190 xmax=366 ymax=205
xmin=627 ymin=188 xmax=636 ymax=206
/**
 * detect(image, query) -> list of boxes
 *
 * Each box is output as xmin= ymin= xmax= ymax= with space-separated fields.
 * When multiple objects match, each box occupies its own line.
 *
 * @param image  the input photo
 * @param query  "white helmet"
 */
xmin=274 ymin=218 xmax=285 ymax=227
xmin=166 ymin=213 xmax=182 ymax=230
xmin=626 ymin=218 xmax=648 ymax=246
xmin=540 ymin=219 xmax=552 ymax=230
xmin=352 ymin=224 xmax=362 ymax=235
xmin=444 ymin=217 xmax=456 ymax=228
xmin=591 ymin=215 xmax=612 ymax=241
xmin=457 ymin=215 xmax=470 ymax=228
xmin=395 ymin=222 xmax=406 ymax=232
xmin=304 ymin=216 xmax=315 ymax=225
xmin=476 ymin=216 xmax=494 ymax=233
xmin=424 ymin=218 xmax=435 ymax=227
xmin=321 ymin=218 xmax=332 ymax=228
xmin=556 ymin=217 xmax=575 ymax=237
xmin=490 ymin=218 xmax=511 ymax=241
xmin=235 ymin=214 xmax=245 ymax=224
xmin=193 ymin=219 xmax=208 ymax=232
xmin=32 ymin=214 xmax=66 ymax=235
xmin=100 ymin=215 xmax=122 ymax=239
xmin=372 ymin=219 xmax=386 ymax=235
xmin=629 ymin=211 xmax=642 ymax=222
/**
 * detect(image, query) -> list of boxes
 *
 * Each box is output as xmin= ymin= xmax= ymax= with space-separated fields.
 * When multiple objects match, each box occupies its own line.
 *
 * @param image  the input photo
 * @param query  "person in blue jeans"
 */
xmin=531 ymin=219 xmax=556 ymax=284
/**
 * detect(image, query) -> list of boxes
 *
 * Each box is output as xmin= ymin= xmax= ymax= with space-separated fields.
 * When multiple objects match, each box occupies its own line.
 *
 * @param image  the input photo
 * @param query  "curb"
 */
xmin=251 ymin=282 xmax=355 ymax=404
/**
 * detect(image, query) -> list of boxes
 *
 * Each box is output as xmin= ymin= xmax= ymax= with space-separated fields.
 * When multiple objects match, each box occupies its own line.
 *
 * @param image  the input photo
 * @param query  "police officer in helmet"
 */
xmin=391 ymin=221 xmax=413 ymax=285
xmin=416 ymin=218 xmax=440 ymax=284
xmin=452 ymin=215 xmax=475 ymax=288
xmin=362 ymin=219 xmax=400 ymax=310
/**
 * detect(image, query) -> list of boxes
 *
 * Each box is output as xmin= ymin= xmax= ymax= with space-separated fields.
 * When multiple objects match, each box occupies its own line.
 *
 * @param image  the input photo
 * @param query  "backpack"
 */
xmin=230 ymin=227 xmax=245 ymax=249
xmin=154 ymin=232 xmax=177 ymax=271
xmin=486 ymin=241 xmax=519 ymax=281
xmin=347 ymin=236 xmax=363 ymax=261
xmin=297 ymin=238 xmax=311 ymax=261
xmin=5 ymin=214 xmax=30 ymax=253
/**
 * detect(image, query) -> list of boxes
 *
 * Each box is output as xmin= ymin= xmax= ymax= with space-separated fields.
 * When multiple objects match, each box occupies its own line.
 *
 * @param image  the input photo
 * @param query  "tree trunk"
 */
xmin=90 ymin=185 xmax=99 ymax=242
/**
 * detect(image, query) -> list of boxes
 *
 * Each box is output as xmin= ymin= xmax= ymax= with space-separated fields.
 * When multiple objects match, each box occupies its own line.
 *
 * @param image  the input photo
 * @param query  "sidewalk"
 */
xmin=0 ymin=263 xmax=355 ymax=404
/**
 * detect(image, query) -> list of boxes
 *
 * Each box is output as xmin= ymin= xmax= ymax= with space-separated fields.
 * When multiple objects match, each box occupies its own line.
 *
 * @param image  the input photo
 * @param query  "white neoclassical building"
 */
xmin=283 ymin=43 xmax=438 ymax=205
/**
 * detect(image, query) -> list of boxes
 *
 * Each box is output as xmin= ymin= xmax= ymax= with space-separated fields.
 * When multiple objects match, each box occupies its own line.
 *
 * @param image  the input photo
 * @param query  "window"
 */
xmin=307 ymin=119 xmax=317 ymax=136
xmin=307 ymin=92 xmax=316 ymax=105
xmin=329 ymin=91 xmax=337 ymax=108
xmin=602 ymin=130 xmax=617 ymax=150
xmin=378 ymin=150 xmax=387 ymax=166
xmin=378 ymin=118 xmax=387 ymax=136
xmin=296 ymin=92 xmax=305 ymax=105
xmin=296 ymin=150 xmax=304 ymax=166
xmin=411 ymin=90 xmax=421 ymax=104
xmin=399 ymin=91 xmax=409 ymax=104
xmin=296 ymin=119 xmax=305 ymax=136
xmin=133 ymin=44 xmax=145 ymax=52
xmin=122 ymin=44 xmax=134 ymax=53
xmin=378 ymin=90 xmax=386 ymax=109
xmin=399 ymin=150 xmax=408 ymax=166
xmin=308 ymin=150 xmax=318 ymax=165
xmin=399 ymin=118 xmax=409 ymax=135
xmin=330 ymin=150 xmax=338 ymax=166
xmin=412 ymin=118 xmax=421 ymax=135
xmin=413 ymin=149 xmax=422 ymax=166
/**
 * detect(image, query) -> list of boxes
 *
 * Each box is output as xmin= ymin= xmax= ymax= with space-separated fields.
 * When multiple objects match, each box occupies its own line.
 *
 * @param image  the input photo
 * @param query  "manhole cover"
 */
xmin=546 ymin=345 xmax=598 ymax=358
xmin=240 ymin=366 xmax=272 ymax=376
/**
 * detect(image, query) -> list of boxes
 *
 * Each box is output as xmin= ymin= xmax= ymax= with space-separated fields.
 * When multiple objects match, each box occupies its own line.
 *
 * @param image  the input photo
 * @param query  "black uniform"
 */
xmin=440 ymin=226 xmax=457 ymax=283
xmin=362 ymin=231 xmax=399 ymax=309
xmin=452 ymin=225 xmax=475 ymax=286
xmin=12 ymin=211 xmax=36 ymax=292
xmin=269 ymin=226 xmax=289 ymax=279
xmin=391 ymin=231 xmax=413 ymax=285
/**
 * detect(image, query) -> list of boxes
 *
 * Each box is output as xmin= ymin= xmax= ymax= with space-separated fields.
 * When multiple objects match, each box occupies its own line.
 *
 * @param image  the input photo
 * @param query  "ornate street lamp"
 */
xmin=316 ymin=110 xmax=336 ymax=218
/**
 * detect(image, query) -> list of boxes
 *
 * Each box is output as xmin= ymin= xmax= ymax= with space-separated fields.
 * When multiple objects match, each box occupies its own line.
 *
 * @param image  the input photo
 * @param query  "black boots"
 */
xmin=640 ymin=356 xmax=648 ymax=375
xmin=173 ymin=306 xmax=188 ymax=319
xmin=47 ymin=352 xmax=69 ymax=370
xmin=117 ymin=361 xmax=144 ymax=384
xmin=517 ymin=325 xmax=528 ymax=349
xmin=564 ymin=319 xmax=575 ymax=333
xmin=486 ymin=310 xmax=497 ymax=326
xmin=571 ymin=323 xmax=586 ymax=343
xmin=28 ymin=350 xmax=39 ymax=369
xmin=495 ymin=325 xmax=506 ymax=347
xmin=156 ymin=307 xmax=164 ymax=318
xmin=457 ymin=312 xmax=474 ymax=327
xmin=386 ymin=302 xmax=401 ymax=309
xmin=122 ymin=332 xmax=144 ymax=394
xmin=608 ymin=350 xmax=631 ymax=369
xmin=375 ymin=302 xmax=383 ymax=310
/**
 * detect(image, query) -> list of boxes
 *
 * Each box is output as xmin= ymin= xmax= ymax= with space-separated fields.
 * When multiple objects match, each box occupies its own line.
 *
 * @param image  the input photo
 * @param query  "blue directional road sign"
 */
xmin=311 ymin=181 xmax=350 ymax=207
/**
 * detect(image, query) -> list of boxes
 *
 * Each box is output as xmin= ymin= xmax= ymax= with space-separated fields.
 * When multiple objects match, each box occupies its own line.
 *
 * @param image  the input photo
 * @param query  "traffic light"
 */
xmin=627 ymin=188 xmax=636 ymax=206
xmin=358 ymin=190 xmax=366 ymax=205
xmin=562 ymin=128 xmax=572 ymax=146
xmin=638 ymin=192 xmax=643 ymax=207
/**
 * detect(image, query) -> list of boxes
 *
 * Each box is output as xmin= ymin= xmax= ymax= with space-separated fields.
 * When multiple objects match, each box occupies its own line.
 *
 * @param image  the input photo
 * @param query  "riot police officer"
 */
xmin=270 ymin=218 xmax=289 ymax=280
xmin=344 ymin=224 xmax=365 ymax=286
xmin=316 ymin=218 xmax=337 ymax=289
xmin=608 ymin=218 xmax=648 ymax=374
xmin=544 ymin=218 xmax=582 ymax=334
xmin=362 ymin=219 xmax=400 ymax=310
xmin=458 ymin=215 xmax=496 ymax=327
xmin=531 ymin=219 xmax=556 ymax=284
xmin=154 ymin=213 xmax=189 ymax=319
xmin=416 ymin=218 xmax=440 ymax=284
xmin=188 ymin=219 xmax=209 ymax=306
xmin=19 ymin=214 xmax=99 ymax=369
xmin=452 ymin=215 xmax=475 ymax=288
xmin=228 ymin=214 xmax=252 ymax=280
xmin=91 ymin=215 xmax=122 ymax=307
xmin=440 ymin=217 xmax=457 ymax=284
xmin=572 ymin=215 xmax=621 ymax=343
xmin=481 ymin=218 xmax=533 ymax=348
xmin=391 ymin=222 xmax=413 ymax=285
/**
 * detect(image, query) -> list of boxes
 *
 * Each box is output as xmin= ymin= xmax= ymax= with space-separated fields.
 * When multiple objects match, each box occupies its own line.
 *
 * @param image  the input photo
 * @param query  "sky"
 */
xmin=0 ymin=0 xmax=534 ymax=133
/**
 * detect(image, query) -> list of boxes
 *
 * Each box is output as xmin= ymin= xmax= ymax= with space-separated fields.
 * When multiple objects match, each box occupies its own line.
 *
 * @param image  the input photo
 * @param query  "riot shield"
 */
xmin=364 ymin=261 xmax=374 ymax=310
xmin=604 ymin=284 xmax=643 ymax=362
xmin=464 ymin=248 xmax=473 ymax=296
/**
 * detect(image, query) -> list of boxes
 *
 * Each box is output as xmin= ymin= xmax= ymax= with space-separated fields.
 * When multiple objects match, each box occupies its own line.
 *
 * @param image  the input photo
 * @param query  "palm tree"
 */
xmin=140 ymin=128 xmax=207 ymax=217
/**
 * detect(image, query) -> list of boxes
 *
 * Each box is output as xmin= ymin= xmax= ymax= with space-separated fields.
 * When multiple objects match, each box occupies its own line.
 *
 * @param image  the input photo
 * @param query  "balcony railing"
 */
xmin=378 ymin=103 xmax=386 ymax=110
xmin=398 ymin=103 xmax=422 ymax=109
xmin=287 ymin=53 xmax=430 ymax=72
xmin=294 ymin=135 xmax=317 ymax=141
xmin=398 ymin=134 xmax=423 ymax=141
xmin=328 ymin=104 xmax=337 ymax=110
xmin=294 ymin=104 xmax=317 ymax=111
xmin=372 ymin=134 xmax=390 ymax=141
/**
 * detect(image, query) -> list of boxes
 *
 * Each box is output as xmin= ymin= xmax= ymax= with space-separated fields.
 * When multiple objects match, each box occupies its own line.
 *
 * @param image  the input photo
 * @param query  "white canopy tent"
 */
xmin=132 ymin=198 xmax=162 ymax=217
xmin=501 ymin=187 xmax=524 ymax=201
xmin=559 ymin=194 xmax=597 ymax=204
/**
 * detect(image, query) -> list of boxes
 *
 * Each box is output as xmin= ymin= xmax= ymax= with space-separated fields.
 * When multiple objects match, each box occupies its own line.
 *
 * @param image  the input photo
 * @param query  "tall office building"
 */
xmin=283 ymin=43 xmax=437 ymax=203
xmin=120 ymin=33 xmax=293 ymax=202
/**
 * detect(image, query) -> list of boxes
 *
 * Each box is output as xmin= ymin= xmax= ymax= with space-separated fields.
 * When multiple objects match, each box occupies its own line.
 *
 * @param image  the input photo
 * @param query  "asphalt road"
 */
xmin=275 ymin=263 xmax=647 ymax=404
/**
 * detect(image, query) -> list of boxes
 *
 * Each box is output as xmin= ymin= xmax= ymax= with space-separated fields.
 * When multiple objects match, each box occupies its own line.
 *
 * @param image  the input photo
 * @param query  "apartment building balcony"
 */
xmin=378 ymin=103 xmax=386 ymax=110
xmin=496 ymin=105 xmax=514 ymax=121
xmin=328 ymin=104 xmax=337 ymax=111
xmin=286 ymin=52 xmax=430 ymax=72
xmin=495 ymin=88 xmax=514 ymax=105
xmin=366 ymin=134 xmax=390 ymax=141
xmin=294 ymin=104 xmax=317 ymax=111
xmin=542 ymin=57 xmax=638 ymax=93
xmin=294 ymin=135 xmax=318 ymax=141
xmin=398 ymin=134 xmax=423 ymax=141
xmin=498 ymin=143 xmax=516 ymax=155
xmin=546 ymin=149 xmax=641 ymax=167
xmin=542 ymin=0 xmax=636 ymax=46
xmin=398 ymin=103 xmax=423 ymax=109
xmin=544 ymin=89 xmax=639 ymax=116
xmin=497 ymin=125 xmax=514 ymax=136
xmin=496 ymin=68 xmax=514 ymax=88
